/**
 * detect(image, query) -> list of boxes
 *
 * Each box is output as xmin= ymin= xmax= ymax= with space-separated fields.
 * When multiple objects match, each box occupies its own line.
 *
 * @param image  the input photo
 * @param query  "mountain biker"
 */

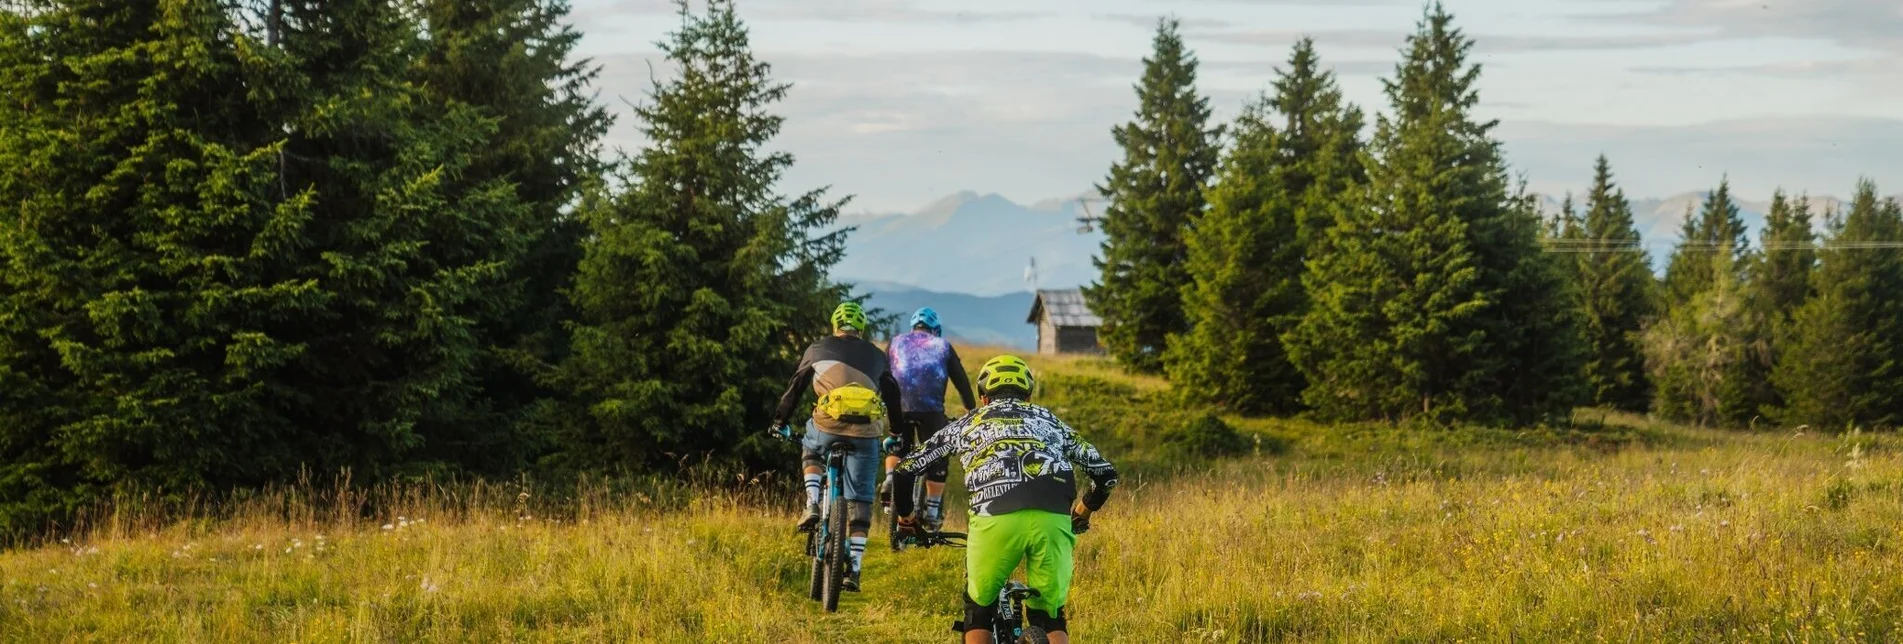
xmin=896 ymin=355 xmax=1117 ymax=644
xmin=772 ymin=301 xmax=906 ymax=592
xmin=882 ymin=307 xmax=978 ymax=534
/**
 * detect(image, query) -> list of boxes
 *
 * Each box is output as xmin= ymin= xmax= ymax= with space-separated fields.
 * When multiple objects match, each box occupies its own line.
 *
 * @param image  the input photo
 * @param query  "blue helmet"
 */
xmin=909 ymin=307 xmax=942 ymax=334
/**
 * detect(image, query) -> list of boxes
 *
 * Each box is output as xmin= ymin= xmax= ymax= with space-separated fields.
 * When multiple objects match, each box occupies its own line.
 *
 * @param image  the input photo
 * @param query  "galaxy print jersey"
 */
xmin=897 ymin=399 xmax=1118 ymax=517
xmin=886 ymin=330 xmax=976 ymax=413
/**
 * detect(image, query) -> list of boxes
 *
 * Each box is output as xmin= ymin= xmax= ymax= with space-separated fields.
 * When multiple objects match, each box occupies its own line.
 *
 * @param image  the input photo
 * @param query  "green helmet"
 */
xmin=831 ymin=302 xmax=868 ymax=332
xmin=976 ymin=354 xmax=1035 ymax=398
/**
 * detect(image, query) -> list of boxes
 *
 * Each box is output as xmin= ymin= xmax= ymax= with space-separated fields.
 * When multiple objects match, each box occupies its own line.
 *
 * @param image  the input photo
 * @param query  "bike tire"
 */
xmin=912 ymin=480 xmax=931 ymax=544
xmin=886 ymin=478 xmax=904 ymax=552
xmin=1017 ymin=626 xmax=1051 ymax=644
xmin=822 ymin=488 xmax=849 ymax=612
xmin=806 ymin=528 xmax=823 ymax=601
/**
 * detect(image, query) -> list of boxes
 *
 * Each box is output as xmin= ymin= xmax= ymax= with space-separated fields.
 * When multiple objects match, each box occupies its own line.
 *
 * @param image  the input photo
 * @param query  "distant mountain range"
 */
xmin=828 ymin=191 xmax=1104 ymax=296
xmin=833 ymin=190 xmax=1903 ymax=297
xmin=855 ymin=280 xmax=1035 ymax=350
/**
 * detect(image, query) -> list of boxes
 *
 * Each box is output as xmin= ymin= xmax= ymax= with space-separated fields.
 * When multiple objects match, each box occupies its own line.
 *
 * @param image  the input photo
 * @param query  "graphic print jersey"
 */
xmin=885 ymin=330 xmax=977 ymax=413
xmin=897 ymin=400 xmax=1118 ymax=516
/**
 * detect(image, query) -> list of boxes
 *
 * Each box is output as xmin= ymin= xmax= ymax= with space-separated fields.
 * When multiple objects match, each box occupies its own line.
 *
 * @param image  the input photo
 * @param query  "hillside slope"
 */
xmin=6 ymin=355 xmax=1903 ymax=641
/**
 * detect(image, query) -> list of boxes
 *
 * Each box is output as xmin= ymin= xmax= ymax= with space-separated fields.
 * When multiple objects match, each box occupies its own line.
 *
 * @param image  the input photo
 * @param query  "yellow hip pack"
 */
xmin=818 ymin=383 xmax=886 ymax=424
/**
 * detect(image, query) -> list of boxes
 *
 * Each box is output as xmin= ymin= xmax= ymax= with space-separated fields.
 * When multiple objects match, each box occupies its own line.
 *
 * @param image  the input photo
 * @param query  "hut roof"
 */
xmin=1027 ymin=289 xmax=1102 ymax=328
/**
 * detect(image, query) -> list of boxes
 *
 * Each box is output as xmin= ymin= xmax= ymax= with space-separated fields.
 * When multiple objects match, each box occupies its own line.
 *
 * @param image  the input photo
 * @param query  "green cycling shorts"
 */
xmin=967 ymin=509 xmax=1075 ymax=614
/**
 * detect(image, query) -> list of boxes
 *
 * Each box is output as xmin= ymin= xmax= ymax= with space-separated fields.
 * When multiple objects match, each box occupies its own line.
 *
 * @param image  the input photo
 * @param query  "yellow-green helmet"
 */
xmin=977 ymin=354 xmax=1035 ymax=398
xmin=831 ymin=302 xmax=868 ymax=332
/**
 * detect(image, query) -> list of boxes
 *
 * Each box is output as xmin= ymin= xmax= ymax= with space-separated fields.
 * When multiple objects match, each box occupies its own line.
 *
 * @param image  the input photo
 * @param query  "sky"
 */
xmin=567 ymin=0 xmax=1903 ymax=214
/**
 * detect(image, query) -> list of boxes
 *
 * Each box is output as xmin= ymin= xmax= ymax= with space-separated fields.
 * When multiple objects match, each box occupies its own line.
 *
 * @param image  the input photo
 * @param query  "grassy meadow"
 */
xmin=6 ymin=352 xmax=1903 ymax=641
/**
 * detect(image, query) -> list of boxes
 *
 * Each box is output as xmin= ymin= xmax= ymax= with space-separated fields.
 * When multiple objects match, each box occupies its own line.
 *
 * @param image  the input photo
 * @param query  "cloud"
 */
xmin=1634 ymin=57 xmax=1898 ymax=78
xmin=1203 ymin=57 xmax=1393 ymax=77
xmin=1499 ymin=117 xmax=1903 ymax=207
xmin=1158 ymin=0 xmax=1415 ymax=4
xmin=1094 ymin=13 xmax=1235 ymax=30
xmin=752 ymin=0 xmax=1050 ymax=24
xmin=1584 ymin=0 xmax=1903 ymax=82
xmin=567 ymin=0 xmax=1048 ymax=25
xmin=1196 ymin=27 xmax=1711 ymax=54
xmin=588 ymin=49 xmax=1256 ymax=212
xmin=1195 ymin=28 xmax=1403 ymax=50
xmin=1589 ymin=0 xmax=1903 ymax=55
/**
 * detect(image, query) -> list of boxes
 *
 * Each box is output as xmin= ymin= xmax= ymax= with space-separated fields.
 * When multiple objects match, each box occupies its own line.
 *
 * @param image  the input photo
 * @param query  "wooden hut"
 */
xmin=1026 ymin=289 xmax=1104 ymax=355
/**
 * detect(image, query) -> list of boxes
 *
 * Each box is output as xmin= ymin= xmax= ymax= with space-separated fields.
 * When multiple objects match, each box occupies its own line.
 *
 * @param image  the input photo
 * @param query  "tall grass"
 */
xmin=6 ymin=357 xmax=1903 ymax=641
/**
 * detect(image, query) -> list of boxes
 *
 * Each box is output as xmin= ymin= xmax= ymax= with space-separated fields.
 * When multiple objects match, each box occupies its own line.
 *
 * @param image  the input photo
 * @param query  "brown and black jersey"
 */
xmin=774 ymin=334 xmax=906 ymax=439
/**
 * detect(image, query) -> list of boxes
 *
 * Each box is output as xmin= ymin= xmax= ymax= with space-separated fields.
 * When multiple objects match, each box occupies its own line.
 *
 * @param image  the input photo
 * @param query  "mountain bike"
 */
xmin=883 ymin=416 xmax=955 ymax=552
xmin=882 ymin=456 xmax=933 ymax=552
xmin=941 ymin=514 xmax=1093 ymax=642
xmin=775 ymin=424 xmax=854 ymax=613
xmin=883 ymin=529 xmax=1042 ymax=643
xmin=951 ymin=580 xmax=1049 ymax=644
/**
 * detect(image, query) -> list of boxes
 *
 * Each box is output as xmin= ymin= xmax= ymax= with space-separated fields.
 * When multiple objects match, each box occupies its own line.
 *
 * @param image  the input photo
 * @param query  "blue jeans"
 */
xmin=800 ymin=422 xmax=881 ymax=503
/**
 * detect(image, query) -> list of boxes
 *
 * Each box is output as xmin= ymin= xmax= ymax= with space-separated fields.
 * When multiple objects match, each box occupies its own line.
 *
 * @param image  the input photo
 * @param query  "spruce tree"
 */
xmin=1643 ymin=247 xmax=1758 ymax=426
xmin=1663 ymin=178 xmax=1749 ymax=305
xmin=1289 ymin=4 xmax=1579 ymax=424
xmin=1733 ymin=190 xmax=1816 ymax=420
xmin=1166 ymin=38 xmax=1363 ymax=415
xmin=1547 ymin=192 xmax=1583 ymax=288
xmin=1649 ymin=177 xmax=1775 ymax=426
xmin=1554 ymin=194 xmax=1583 ymax=239
xmin=1771 ymin=182 xmax=1903 ymax=429
xmin=1085 ymin=17 xmax=1221 ymax=373
xmin=0 ymin=0 xmax=318 ymax=532
xmin=548 ymin=0 xmax=849 ymax=469
xmin=1751 ymin=190 xmax=1816 ymax=319
xmin=267 ymin=0 xmax=536 ymax=474
xmin=409 ymin=0 xmax=612 ymax=470
xmin=0 ymin=0 xmax=534 ymax=531
xmin=1492 ymin=184 xmax=1589 ymax=423
xmin=1571 ymin=156 xmax=1654 ymax=412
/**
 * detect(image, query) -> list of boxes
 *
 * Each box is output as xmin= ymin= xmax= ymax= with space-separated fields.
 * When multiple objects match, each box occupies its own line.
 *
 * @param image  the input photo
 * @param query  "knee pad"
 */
xmin=801 ymin=455 xmax=824 ymax=470
xmin=1027 ymin=607 xmax=1067 ymax=633
xmin=961 ymin=593 xmax=998 ymax=633
xmin=849 ymin=502 xmax=871 ymax=531
xmin=926 ymin=460 xmax=950 ymax=483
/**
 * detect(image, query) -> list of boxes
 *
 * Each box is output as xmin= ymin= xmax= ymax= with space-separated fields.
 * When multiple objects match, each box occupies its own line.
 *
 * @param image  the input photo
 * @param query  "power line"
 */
xmin=1538 ymin=239 xmax=1903 ymax=253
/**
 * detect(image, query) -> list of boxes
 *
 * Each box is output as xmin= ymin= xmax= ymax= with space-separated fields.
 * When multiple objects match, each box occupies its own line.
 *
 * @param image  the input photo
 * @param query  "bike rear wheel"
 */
xmin=913 ymin=478 xmax=931 ymax=532
xmin=821 ymin=485 xmax=849 ymax=612
xmin=886 ymin=476 xmax=904 ymax=552
xmin=805 ymin=528 xmax=823 ymax=601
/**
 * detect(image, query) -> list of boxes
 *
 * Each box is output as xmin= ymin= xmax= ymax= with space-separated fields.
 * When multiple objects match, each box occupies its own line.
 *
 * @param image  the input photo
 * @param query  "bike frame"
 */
xmin=814 ymin=443 xmax=848 ymax=558
xmin=779 ymin=425 xmax=854 ymax=611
